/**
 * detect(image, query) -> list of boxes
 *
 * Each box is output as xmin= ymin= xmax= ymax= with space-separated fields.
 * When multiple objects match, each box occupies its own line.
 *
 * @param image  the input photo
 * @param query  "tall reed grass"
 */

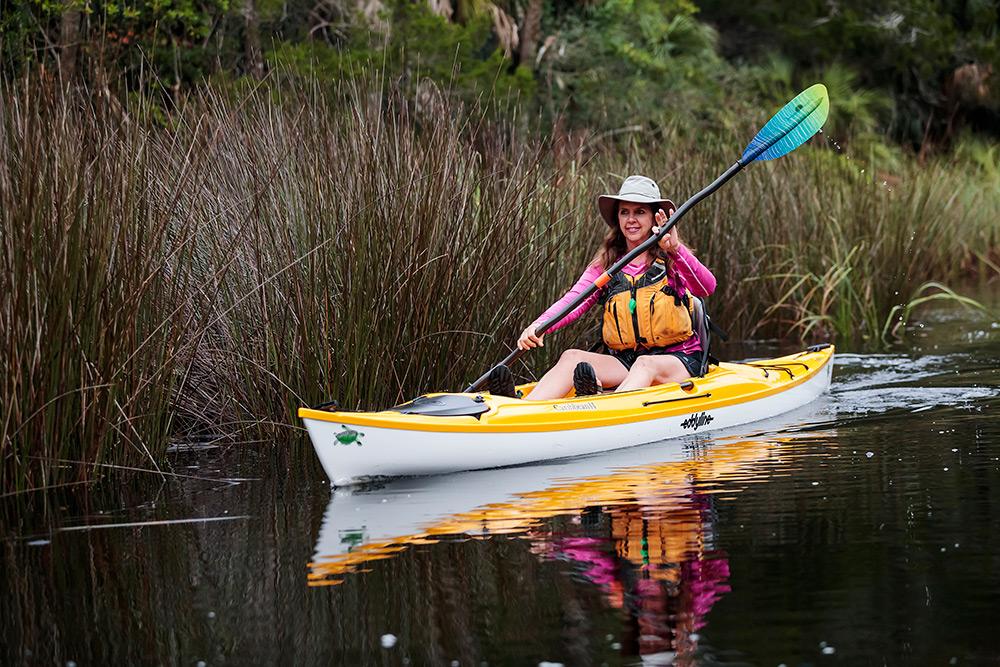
xmin=2 ymin=74 xmax=997 ymax=492
xmin=1 ymin=84 xmax=198 ymax=494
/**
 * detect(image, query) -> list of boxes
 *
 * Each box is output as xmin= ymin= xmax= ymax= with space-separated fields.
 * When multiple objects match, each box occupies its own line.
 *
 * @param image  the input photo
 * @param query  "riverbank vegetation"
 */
xmin=1 ymin=0 xmax=998 ymax=493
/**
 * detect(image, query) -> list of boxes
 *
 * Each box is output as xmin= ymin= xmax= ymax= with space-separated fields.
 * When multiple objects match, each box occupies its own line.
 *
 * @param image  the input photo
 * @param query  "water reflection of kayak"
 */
xmin=308 ymin=427 xmax=827 ymax=586
xmin=298 ymin=346 xmax=833 ymax=486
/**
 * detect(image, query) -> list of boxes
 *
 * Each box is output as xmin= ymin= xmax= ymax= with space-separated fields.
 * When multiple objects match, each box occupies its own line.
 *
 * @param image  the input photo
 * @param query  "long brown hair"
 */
xmin=591 ymin=203 xmax=675 ymax=270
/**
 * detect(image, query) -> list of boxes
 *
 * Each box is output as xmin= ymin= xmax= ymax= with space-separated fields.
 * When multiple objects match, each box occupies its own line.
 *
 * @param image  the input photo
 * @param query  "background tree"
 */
xmin=697 ymin=0 xmax=999 ymax=150
xmin=1 ymin=0 xmax=996 ymax=152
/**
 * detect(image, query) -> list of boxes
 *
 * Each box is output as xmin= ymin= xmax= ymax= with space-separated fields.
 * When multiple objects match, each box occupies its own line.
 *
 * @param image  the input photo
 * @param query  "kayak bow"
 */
xmin=299 ymin=345 xmax=834 ymax=486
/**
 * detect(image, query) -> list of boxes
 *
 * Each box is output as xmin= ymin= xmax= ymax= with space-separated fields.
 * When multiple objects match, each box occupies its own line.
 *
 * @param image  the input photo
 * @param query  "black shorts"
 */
xmin=610 ymin=348 xmax=703 ymax=378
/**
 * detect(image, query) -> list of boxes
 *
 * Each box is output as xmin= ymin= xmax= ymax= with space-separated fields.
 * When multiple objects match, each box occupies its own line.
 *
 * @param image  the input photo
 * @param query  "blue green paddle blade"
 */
xmin=741 ymin=83 xmax=830 ymax=163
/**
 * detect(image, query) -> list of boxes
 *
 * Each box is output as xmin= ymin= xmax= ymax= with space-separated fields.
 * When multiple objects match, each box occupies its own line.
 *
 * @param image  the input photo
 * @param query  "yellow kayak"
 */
xmin=298 ymin=345 xmax=834 ymax=486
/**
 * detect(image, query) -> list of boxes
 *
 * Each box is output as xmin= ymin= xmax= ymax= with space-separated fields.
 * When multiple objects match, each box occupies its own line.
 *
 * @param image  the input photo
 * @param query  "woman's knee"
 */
xmin=558 ymin=348 xmax=588 ymax=366
xmin=656 ymin=356 xmax=691 ymax=383
xmin=629 ymin=356 xmax=657 ymax=374
xmin=629 ymin=355 xmax=688 ymax=384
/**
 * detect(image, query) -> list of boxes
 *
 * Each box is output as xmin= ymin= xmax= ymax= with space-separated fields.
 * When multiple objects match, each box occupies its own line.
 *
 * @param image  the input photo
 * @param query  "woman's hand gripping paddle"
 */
xmin=466 ymin=84 xmax=830 ymax=394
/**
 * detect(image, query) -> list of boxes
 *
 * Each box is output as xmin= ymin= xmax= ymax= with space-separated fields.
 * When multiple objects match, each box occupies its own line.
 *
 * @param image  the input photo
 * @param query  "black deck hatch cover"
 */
xmin=390 ymin=394 xmax=491 ymax=418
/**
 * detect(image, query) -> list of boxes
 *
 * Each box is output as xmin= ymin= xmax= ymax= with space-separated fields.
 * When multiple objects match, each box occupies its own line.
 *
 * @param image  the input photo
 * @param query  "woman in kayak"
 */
xmin=492 ymin=175 xmax=716 ymax=400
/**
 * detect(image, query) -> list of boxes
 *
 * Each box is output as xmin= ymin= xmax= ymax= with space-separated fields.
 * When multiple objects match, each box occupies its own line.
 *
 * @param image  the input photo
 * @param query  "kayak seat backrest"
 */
xmin=690 ymin=296 xmax=718 ymax=377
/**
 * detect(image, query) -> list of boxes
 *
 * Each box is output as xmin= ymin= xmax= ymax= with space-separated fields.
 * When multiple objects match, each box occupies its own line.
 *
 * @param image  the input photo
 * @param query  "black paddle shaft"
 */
xmin=464 ymin=160 xmax=744 ymax=393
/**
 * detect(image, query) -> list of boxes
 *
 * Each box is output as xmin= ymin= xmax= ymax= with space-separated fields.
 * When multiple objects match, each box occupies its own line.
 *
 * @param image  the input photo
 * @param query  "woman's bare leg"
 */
xmin=524 ymin=349 xmax=629 ymax=401
xmin=615 ymin=355 xmax=691 ymax=392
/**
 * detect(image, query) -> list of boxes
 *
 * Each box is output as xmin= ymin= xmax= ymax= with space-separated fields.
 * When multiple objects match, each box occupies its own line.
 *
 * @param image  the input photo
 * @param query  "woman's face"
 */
xmin=617 ymin=201 xmax=656 ymax=246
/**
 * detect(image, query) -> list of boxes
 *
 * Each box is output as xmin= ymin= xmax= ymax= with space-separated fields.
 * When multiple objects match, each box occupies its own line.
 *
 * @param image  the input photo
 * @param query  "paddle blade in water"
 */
xmin=741 ymin=84 xmax=830 ymax=163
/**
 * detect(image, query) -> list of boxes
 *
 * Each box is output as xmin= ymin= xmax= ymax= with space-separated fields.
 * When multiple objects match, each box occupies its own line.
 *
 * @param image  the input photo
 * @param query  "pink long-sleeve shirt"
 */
xmin=533 ymin=244 xmax=717 ymax=354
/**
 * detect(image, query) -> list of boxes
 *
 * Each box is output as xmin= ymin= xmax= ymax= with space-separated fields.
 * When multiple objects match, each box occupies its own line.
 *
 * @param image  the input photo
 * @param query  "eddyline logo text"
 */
xmin=681 ymin=412 xmax=714 ymax=431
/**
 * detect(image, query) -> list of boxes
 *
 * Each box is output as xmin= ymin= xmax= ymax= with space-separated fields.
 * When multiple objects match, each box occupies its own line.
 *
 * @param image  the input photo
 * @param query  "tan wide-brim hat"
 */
xmin=597 ymin=175 xmax=676 ymax=228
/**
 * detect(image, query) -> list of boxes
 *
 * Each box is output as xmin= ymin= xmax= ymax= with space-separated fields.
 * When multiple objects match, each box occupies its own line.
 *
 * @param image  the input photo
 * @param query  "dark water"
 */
xmin=3 ymin=295 xmax=1000 ymax=666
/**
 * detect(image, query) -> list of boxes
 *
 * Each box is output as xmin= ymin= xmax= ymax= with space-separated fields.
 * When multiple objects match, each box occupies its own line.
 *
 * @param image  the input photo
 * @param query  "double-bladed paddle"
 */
xmin=466 ymin=84 xmax=831 ymax=393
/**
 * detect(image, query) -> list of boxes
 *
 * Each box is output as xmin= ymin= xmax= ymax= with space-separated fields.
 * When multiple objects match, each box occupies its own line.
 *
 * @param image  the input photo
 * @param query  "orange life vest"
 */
xmin=599 ymin=259 xmax=694 ymax=351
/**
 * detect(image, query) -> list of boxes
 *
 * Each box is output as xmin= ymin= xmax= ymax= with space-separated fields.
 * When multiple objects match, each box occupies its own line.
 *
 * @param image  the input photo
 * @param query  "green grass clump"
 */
xmin=1 ymin=74 xmax=997 ymax=493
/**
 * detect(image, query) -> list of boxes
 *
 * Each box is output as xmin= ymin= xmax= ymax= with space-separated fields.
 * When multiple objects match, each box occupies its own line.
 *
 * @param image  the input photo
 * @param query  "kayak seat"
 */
xmin=391 ymin=394 xmax=492 ymax=418
xmin=691 ymin=297 xmax=728 ymax=377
